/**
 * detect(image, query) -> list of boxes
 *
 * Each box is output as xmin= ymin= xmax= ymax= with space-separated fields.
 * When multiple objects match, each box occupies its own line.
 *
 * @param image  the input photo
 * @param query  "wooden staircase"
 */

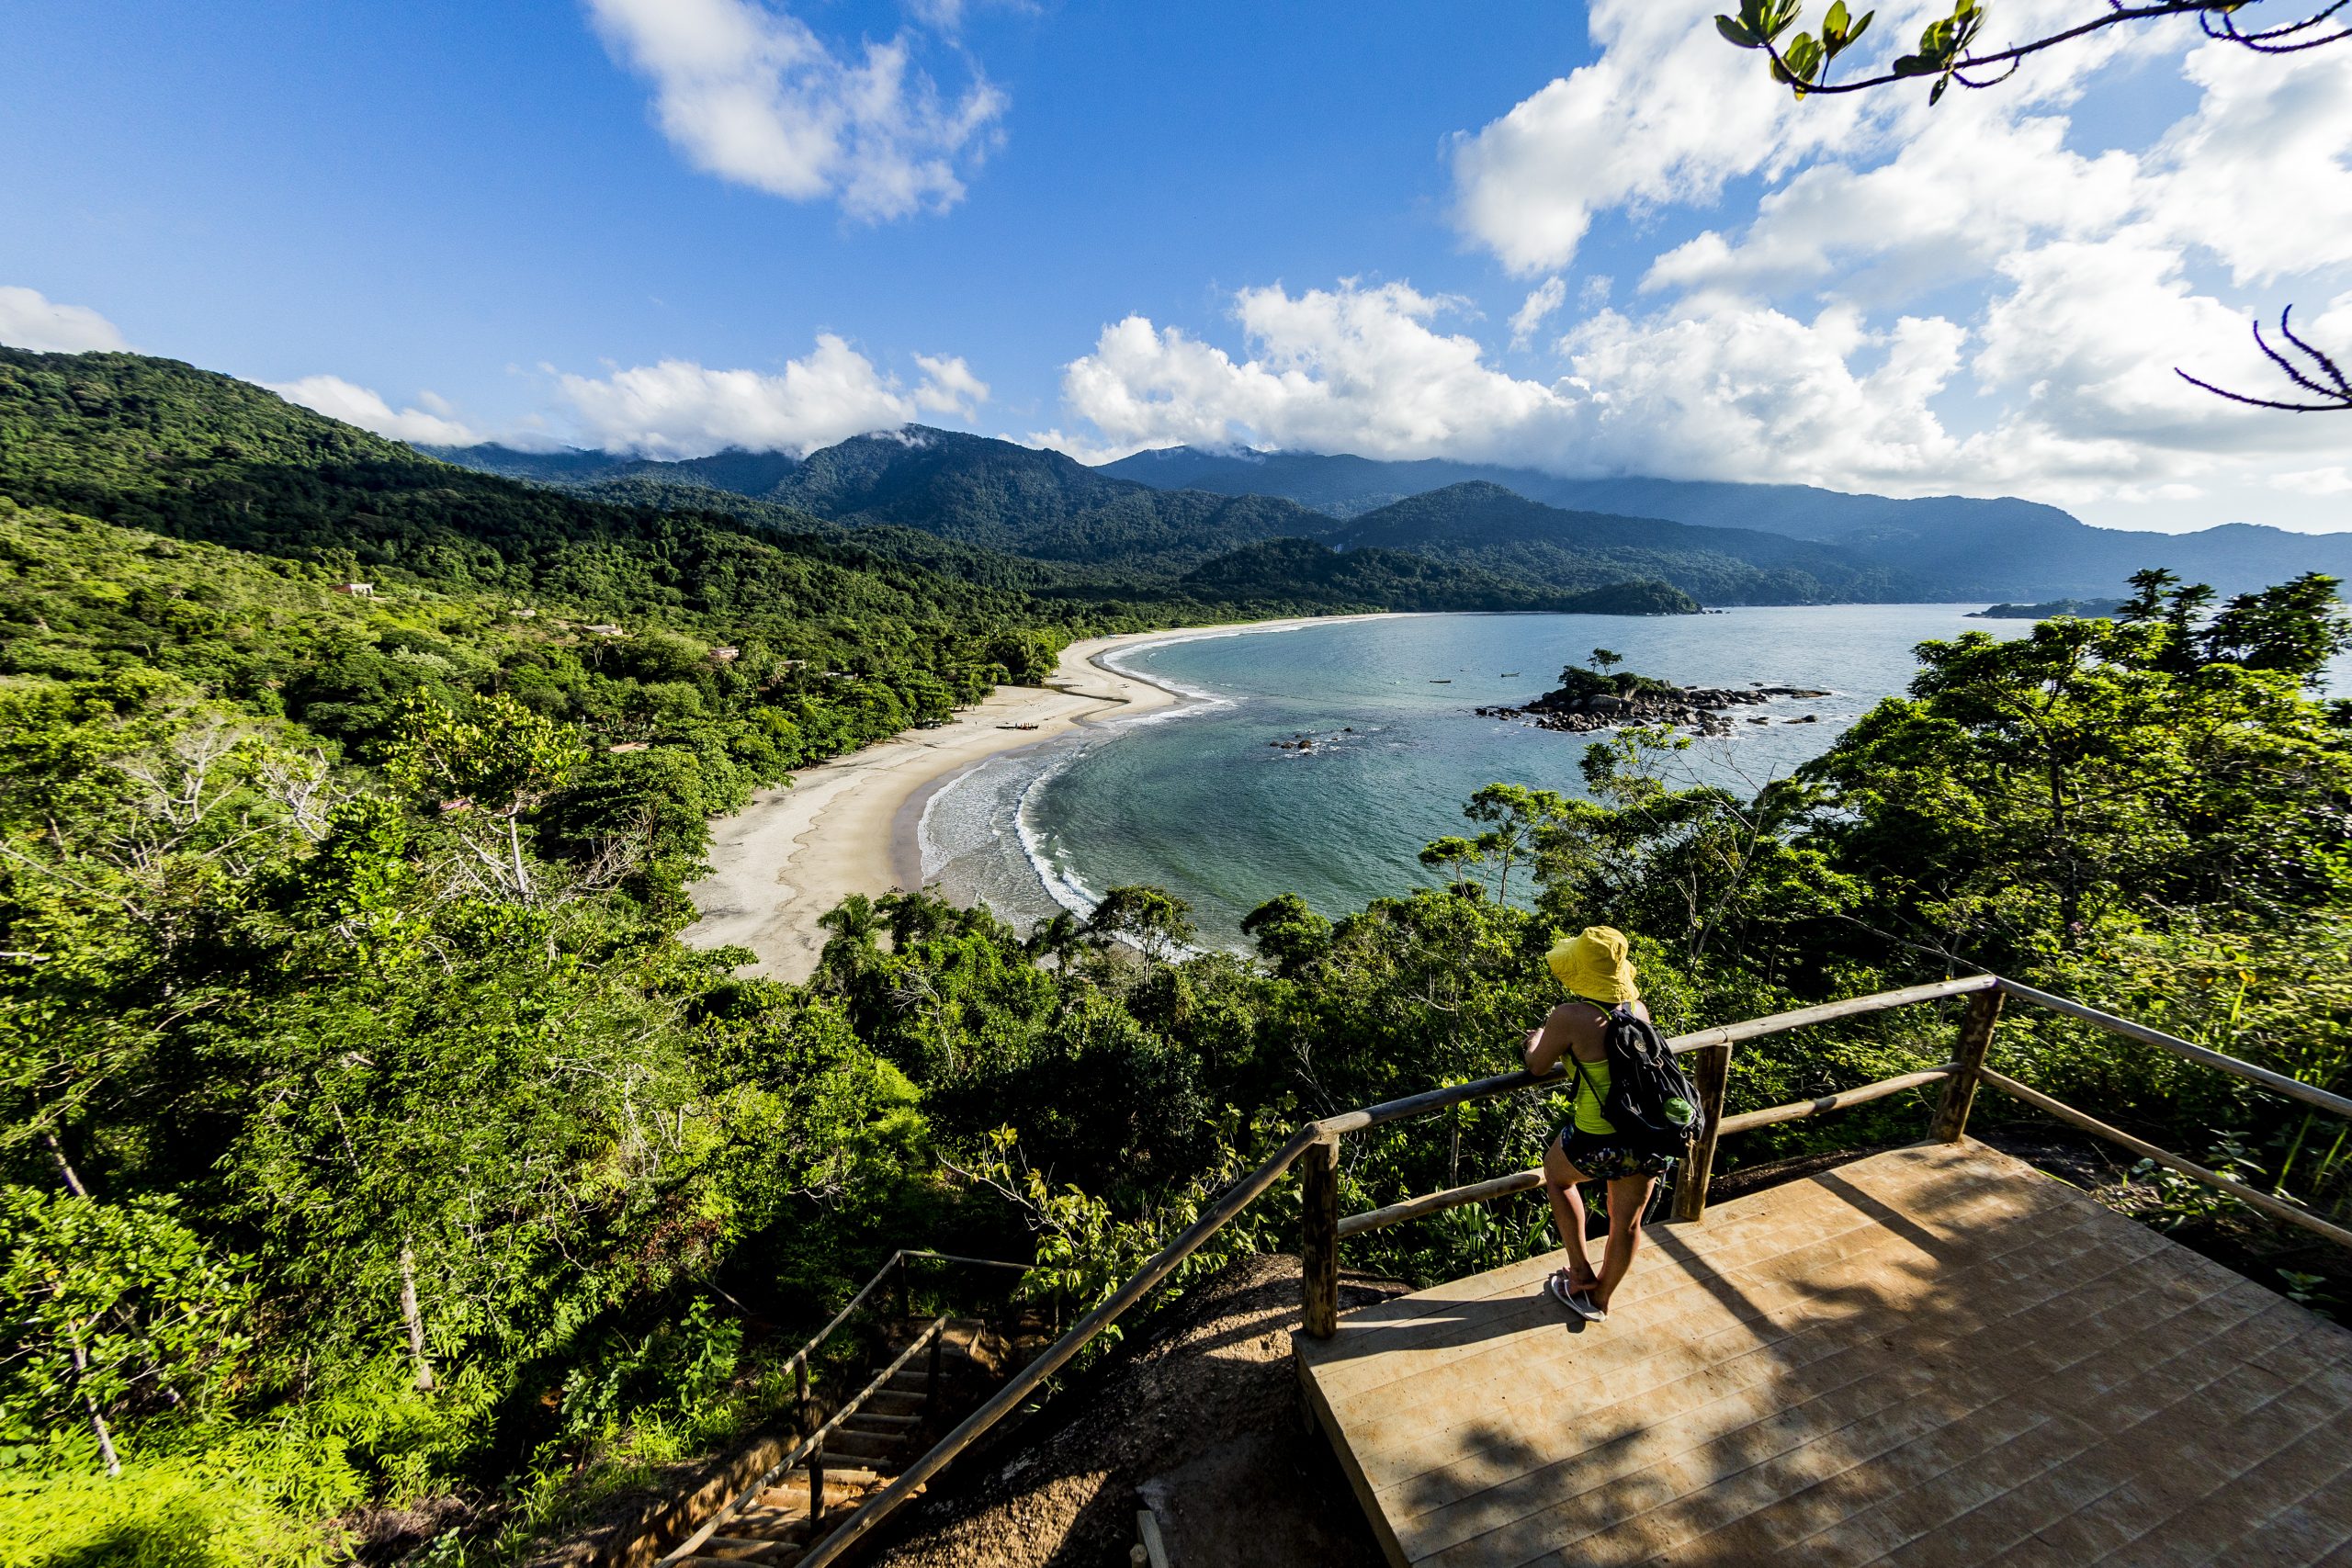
xmin=669 ymin=1316 xmax=994 ymax=1567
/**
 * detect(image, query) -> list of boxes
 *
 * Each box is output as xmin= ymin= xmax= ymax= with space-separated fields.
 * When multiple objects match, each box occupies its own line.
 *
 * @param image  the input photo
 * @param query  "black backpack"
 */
xmin=1571 ymin=1002 xmax=1702 ymax=1158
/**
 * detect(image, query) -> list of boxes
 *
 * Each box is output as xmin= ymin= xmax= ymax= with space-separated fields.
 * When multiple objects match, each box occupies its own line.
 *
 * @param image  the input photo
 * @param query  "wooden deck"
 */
xmin=1295 ymin=1142 xmax=2352 ymax=1567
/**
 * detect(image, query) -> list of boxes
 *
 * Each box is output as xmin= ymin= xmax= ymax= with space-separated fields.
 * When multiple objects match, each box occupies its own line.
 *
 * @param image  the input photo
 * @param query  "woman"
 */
xmin=1523 ymin=925 xmax=1672 ymax=1323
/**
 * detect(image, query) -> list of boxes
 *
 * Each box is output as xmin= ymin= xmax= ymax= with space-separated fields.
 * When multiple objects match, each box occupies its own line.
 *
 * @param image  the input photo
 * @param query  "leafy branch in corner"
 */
xmin=1717 ymin=1 xmax=2349 ymax=105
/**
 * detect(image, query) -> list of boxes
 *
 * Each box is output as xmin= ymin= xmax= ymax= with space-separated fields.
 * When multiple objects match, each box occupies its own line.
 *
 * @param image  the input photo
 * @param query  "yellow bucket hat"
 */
xmin=1547 ymin=925 xmax=1639 ymax=1003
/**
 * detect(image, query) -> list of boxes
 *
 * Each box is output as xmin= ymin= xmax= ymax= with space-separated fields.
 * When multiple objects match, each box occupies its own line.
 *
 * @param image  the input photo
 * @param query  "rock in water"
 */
xmin=1478 ymin=672 xmax=1830 ymax=737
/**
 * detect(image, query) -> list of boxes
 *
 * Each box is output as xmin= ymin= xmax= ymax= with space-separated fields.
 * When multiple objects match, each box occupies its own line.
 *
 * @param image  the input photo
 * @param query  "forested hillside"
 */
xmin=1329 ymin=481 xmax=1917 ymax=604
xmin=769 ymin=427 xmax=1337 ymax=567
xmin=1168 ymin=536 xmax=1593 ymax=612
xmin=0 ymin=350 xmax=1611 ymax=625
xmin=4 ymin=346 xmax=2348 ymax=1567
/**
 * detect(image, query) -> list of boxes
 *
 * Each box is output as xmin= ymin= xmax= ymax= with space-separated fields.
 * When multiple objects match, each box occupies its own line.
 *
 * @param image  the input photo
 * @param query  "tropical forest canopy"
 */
xmin=1 ymin=347 xmax=2347 ymax=1565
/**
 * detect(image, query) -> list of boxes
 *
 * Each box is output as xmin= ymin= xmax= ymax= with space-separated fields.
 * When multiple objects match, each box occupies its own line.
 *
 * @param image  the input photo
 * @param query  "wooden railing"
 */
xmin=660 ymin=1249 xmax=1025 ymax=1565
xmin=798 ymin=973 xmax=2351 ymax=1566
xmin=662 ymin=1315 xmax=954 ymax=1563
xmin=766 ymin=1247 xmax=1029 ymax=1420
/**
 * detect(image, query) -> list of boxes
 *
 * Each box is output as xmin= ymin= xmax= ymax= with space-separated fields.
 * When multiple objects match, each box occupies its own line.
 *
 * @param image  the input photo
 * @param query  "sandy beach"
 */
xmin=681 ymin=615 xmax=1398 ymax=982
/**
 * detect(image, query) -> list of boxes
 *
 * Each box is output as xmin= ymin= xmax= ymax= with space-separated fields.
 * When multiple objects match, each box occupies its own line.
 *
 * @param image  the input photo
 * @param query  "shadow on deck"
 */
xmin=1295 ymin=1142 xmax=2352 ymax=1568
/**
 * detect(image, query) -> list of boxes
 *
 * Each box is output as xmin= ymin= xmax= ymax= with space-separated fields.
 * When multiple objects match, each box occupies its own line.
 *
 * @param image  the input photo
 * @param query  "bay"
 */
xmin=917 ymin=605 xmax=2337 ymax=948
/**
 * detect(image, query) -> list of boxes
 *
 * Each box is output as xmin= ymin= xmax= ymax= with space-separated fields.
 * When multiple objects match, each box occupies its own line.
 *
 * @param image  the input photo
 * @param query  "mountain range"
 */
xmin=1099 ymin=446 xmax=2352 ymax=601
xmin=0 ymin=348 xmax=1618 ymax=629
xmin=435 ymin=430 xmax=2352 ymax=606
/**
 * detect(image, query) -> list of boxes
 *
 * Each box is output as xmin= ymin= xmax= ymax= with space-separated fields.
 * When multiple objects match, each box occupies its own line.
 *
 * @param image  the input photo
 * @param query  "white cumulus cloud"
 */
xmin=1040 ymin=265 xmax=2331 ymax=515
xmin=1043 ymin=280 xmax=1994 ymax=484
xmin=1042 ymin=281 xmax=1582 ymax=465
xmin=910 ymin=352 xmax=989 ymax=413
xmin=556 ymin=333 xmax=987 ymax=457
xmin=1509 ymin=277 xmax=1567 ymax=348
xmin=0 ymin=286 xmax=130 ymax=353
xmin=266 ymin=375 xmax=484 ymax=446
xmin=1448 ymin=0 xmax=1868 ymax=276
xmin=1641 ymin=113 xmax=2142 ymax=304
xmin=1450 ymin=0 xmax=2172 ymax=278
xmin=2271 ymin=466 xmax=2352 ymax=495
xmin=584 ymin=0 xmax=1005 ymax=220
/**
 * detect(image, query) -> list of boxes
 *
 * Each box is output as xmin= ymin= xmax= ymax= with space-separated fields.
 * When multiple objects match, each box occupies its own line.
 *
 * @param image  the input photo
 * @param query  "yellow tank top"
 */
xmin=1570 ymin=1054 xmax=1614 ymax=1136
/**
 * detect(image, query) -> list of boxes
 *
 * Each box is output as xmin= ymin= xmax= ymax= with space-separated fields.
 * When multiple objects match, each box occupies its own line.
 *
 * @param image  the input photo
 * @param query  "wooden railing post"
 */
xmin=924 ymin=1329 xmax=943 ymax=1427
xmin=892 ymin=1255 xmax=910 ymax=1323
xmin=1932 ymin=987 xmax=2004 ymax=1142
xmin=1300 ymin=1133 xmax=1340 ymax=1338
xmin=808 ymin=1438 xmax=825 ymax=1524
xmin=795 ymin=1353 xmax=811 ymax=1430
xmin=1672 ymin=1043 xmax=1733 ymax=1224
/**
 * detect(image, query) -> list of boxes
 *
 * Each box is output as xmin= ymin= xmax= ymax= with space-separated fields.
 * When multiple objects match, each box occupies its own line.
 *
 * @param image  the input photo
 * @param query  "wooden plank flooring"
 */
xmin=1295 ymin=1141 xmax=2352 ymax=1568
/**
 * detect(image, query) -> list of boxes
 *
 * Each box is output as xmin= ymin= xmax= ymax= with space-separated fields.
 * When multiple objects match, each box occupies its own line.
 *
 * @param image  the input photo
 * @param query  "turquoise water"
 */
xmin=918 ymin=606 xmax=2342 ymax=947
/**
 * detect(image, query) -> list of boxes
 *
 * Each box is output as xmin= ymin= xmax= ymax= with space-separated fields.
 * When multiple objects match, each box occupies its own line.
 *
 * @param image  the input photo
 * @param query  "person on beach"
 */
xmin=1523 ymin=926 xmax=1675 ymax=1324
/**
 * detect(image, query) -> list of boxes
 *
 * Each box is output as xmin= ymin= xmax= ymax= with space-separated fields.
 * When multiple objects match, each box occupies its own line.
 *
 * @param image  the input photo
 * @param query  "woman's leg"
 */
xmin=1543 ymin=1137 xmax=1598 ymax=1290
xmin=1593 ymin=1174 xmax=1658 ymax=1311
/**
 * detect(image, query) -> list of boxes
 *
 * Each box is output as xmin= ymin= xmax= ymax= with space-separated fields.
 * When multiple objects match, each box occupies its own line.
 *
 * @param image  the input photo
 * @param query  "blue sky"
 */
xmin=4 ymin=1 xmax=2350 ymax=534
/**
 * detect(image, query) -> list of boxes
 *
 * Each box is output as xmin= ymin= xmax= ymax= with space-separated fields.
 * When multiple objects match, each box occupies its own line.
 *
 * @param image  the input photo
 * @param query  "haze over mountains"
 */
xmin=433 ymin=427 xmax=2352 ymax=607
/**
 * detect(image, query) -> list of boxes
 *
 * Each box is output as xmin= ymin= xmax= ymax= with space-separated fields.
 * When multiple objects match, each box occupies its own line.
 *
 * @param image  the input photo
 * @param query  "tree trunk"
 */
xmin=504 ymin=814 xmax=533 ymax=902
xmin=400 ymin=1240 xmax=437 ymax=1393
xmin=67 ymin=1322 xmax=121 ymax=1477
xmin=41 ymin=1132 xmax=88 ymax=1199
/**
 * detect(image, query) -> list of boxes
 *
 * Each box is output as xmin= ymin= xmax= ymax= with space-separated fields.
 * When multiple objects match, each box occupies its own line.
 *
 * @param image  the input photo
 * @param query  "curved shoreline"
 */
xmin=680 ymin=615 xmax=1403 ymax=982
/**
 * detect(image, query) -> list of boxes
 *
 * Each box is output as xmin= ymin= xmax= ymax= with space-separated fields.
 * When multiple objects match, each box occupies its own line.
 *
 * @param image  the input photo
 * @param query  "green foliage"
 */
xmin=0 ymin=1190 xmax=253 ymax=1471
xmin=0 ymin=1455 xmax=345 ymax=1568
xmin=1719 ymin=0 xmax=1976 ymax=101
xmin=1795 ymin=598 xmax=2352 ymax=964
xmin=1171 ymin=536 xmax=1596 ymax=613
xmin=1084 ymin=885 xmax=1199 ymax=965
xmin=4 ymin=348 xmax=2346 ymax=1564
xmin=954 ymin=1126 xmax=1279 ymax=1363
xmin=1547 ymin=662 xmax=1679 ymax=704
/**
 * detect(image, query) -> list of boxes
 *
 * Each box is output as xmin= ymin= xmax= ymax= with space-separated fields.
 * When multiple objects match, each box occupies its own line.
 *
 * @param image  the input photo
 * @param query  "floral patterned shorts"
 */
xmin=1556 ymin=1126 xmax=1677 ymax=1181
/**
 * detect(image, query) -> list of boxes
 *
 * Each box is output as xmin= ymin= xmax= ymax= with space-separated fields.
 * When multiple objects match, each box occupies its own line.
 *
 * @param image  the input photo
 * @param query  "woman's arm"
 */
xmin=1523 ymin=1003 xmax=1579 ymax=1077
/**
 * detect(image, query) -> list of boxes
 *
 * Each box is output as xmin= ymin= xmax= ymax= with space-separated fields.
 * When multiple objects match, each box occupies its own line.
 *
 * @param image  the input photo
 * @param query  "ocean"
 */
xmin=917 ymin=605 xmax=2340 ymax=948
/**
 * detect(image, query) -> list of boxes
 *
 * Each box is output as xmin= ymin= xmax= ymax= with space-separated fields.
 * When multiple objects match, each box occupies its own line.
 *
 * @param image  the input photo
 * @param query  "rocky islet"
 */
xmin=1479 ymin=678 xmax=1831 ymax=737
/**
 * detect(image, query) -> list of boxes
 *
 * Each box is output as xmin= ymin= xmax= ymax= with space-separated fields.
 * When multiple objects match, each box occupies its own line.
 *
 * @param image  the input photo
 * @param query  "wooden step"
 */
xmin=729 ymin=1509 xmax=808 ymax=1537
xmin=865 ymin=1389 xmax=924 ymax=1416
xmin=818 ymin=1430 xmax=901 ymax=1462
xmin=756 ymin=1467 xmax=888 ymax=1503
xmin=840 ymin=1410 xmax=919 ymax=1431
xmin=700 ymin=1536 xmax=795 ymax=1562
